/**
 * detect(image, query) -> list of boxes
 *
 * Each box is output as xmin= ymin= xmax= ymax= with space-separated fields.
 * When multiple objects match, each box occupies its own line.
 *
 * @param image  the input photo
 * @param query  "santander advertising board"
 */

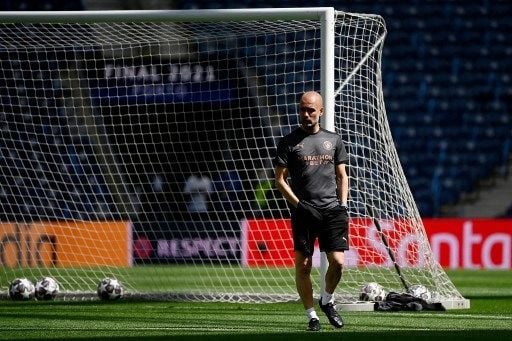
xmin=241 ymin=218 xmax=511 ymax=269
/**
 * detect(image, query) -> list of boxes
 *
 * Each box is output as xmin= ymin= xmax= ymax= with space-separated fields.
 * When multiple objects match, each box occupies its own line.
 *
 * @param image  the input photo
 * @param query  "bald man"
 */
xmin=274 ymin=91 xmax=349 ymax=331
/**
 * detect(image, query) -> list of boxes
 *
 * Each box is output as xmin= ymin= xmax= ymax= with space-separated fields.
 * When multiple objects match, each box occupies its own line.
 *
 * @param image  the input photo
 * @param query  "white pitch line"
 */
xmin=448 ymin=314 xmax=512 ymax=320
xmin=372 ymin=312 xmax=512 ymax=320
xmin=9 ymin=326 xmax=268 ymax=332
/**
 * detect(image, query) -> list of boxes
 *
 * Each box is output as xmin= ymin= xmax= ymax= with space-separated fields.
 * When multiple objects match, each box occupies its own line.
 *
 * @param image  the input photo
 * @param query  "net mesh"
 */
xmin=0 ymin=11 xmax=464 ymax=304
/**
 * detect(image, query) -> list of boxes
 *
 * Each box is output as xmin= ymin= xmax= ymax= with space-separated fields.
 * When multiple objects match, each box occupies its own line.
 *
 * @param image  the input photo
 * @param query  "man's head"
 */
xmin=299 ymin=91 xmax=323 ymax=133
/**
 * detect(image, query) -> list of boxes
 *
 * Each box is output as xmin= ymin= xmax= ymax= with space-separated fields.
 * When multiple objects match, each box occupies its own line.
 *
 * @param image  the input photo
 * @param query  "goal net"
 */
xmin=0 ymin=9 xmax=468 ymax=308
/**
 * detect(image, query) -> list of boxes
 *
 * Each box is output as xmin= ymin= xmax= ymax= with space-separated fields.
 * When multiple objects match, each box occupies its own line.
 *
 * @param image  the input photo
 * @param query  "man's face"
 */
xmin=299 ymin=95 xmax=323 ymax=131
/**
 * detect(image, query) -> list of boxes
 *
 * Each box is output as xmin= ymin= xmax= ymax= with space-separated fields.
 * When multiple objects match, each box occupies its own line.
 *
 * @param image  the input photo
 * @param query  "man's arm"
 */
xmin=275 ymin=165 xmax=299 ymax=207
xmin=335 ymin=163 xmax=348 ymax=206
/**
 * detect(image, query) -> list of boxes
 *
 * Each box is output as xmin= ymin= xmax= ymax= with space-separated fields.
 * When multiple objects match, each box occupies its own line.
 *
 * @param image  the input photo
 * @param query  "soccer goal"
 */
xmin=0 ymin=8 xmax=468 ymax=309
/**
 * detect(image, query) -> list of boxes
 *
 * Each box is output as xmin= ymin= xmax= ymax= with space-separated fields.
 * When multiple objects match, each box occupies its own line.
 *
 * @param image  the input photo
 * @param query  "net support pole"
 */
xmin=319 ymin=7 xmax=336 ymax=298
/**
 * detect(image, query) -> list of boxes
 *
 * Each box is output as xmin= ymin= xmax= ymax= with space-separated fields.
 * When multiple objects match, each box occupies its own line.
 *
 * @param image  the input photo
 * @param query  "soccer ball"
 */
xmin=97 ymin=278 xmax=123 ymax=300
xmin=407 ymin=284 xmax=432 ymax=301
xmin=9 ymin=278 xmax=35 ymax=300
xmin=359 ymin=282 xmax=386 ymax=302
xmin=35 ymin=277 xmax=59 ymax=300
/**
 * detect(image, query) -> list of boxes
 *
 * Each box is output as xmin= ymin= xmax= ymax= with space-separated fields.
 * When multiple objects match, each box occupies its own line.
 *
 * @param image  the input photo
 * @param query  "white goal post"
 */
xmin=0 ymin=8 xmax=469 ymax=309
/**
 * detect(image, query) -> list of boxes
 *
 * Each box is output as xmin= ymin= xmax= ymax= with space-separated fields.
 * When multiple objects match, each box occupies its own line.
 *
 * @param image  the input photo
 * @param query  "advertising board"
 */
xmin=0 ymin=221 xmax=132 ymax=267
xmin=241 ymin=218 xmax=511 ymax=269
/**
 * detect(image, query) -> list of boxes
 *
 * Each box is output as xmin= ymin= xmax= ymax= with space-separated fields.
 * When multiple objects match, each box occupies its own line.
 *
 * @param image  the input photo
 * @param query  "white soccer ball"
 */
xmin=359 ymin=282 xmax=386 ymax=302
xmin=9 ymin=278 xmax=35 ymax=300
xmin=407 ymin=284 xmax=432 ymax=301
xmin=97 ymin=278 xmax=123 ymax=300
xmin=35 ymin=277 xmax=59 ymax=300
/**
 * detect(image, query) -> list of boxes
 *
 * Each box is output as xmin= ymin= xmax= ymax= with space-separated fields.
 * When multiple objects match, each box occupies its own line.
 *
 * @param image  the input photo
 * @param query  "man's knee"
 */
xmin=328 ymin=251 xmax=345 ymax=264
xmin=296 ymin=262 xmax=312 ymax=276
xmin=295 ymin=254 xmax=313 ymax=277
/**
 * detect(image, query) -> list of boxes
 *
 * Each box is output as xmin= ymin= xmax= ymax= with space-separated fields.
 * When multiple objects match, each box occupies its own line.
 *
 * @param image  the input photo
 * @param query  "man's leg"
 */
xmin=295 ymin=251 xmax=320 ymax=331
xmin=324 ymin=251 xmax=344 ymax=295
xmin=295 ymin=251 xmax=314 ymax=309
xmin=319 ymin=251 xmax=345 ymax=328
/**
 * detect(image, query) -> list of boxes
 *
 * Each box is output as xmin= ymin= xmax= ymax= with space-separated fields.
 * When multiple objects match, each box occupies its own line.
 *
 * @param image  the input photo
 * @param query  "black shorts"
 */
xmin=291 ymin=202 xmax=349 ymax=257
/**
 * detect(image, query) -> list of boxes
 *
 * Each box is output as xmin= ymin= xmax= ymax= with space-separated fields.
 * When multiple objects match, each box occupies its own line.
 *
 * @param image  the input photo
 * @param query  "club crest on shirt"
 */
xmin=323 ymin=141 xmax=333 ymax=150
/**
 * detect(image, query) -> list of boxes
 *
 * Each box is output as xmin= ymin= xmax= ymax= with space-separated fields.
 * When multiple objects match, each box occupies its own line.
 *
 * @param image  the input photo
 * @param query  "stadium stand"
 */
xmin=0 ymin=0 xmax=84 ymax=11
xmin=0 ymin=0 xmax=510 ymax=219
xmin=0 ymin=53 xmax=117 ymax=221
xmin=171 ymin=0 xmax=512 ymax=217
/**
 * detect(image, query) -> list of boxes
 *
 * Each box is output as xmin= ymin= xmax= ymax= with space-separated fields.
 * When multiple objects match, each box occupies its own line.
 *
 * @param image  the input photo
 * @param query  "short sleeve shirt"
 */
xmin=274 ymin=128 xmax=349 ymax=209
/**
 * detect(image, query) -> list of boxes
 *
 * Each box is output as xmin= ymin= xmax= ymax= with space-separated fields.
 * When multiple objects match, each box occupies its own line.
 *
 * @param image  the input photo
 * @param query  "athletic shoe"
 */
xmin=307 ymin=318 xmax=321 ymax=331
xmin=319 ymin=299 xmax=344 ymax=328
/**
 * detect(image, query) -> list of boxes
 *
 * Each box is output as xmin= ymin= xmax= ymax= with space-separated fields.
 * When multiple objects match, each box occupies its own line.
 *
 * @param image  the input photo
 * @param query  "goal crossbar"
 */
xmin=0 ymin=8 xmax=342 ymax=23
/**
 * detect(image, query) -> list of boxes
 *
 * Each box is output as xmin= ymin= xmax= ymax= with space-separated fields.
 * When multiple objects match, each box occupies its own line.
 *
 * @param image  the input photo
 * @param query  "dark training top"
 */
xmin=275 ymin=127 xmax=349 ymax=209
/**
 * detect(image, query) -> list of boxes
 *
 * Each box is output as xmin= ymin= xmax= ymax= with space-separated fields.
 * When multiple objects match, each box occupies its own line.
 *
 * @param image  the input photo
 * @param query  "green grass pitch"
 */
xmin=0 ymin=270 xmax=510 ymax=340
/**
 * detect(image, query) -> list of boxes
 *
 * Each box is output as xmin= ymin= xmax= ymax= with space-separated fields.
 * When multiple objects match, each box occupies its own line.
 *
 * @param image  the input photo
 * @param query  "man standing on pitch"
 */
xmin=274 ymin=91 xmax=349 ymax=331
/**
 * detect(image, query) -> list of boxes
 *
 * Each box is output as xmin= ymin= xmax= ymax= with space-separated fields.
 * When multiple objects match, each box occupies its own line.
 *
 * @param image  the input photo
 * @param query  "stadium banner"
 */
xmin=0 ymin=221 xmax=132 ymax=268
xmin=133 ymin=220 xmax=240 ymax=264
xmin=88 ymin=57 xmax=233 ymax=105
xmin=241 ymin=218 xmax=512 ymax=269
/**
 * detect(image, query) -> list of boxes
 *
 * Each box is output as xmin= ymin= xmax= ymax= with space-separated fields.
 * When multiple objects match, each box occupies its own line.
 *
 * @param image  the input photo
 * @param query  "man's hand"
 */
xmin=297 ymin=201 xmax=323 ymax=221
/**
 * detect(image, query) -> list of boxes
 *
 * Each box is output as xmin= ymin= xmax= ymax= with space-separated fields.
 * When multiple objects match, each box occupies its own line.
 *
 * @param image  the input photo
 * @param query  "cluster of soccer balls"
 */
xmin=359 ymin=282 xmax=432 ymax=302
xmin=8 ymin=277 xmax=59 ymax=301
xmin=8 ymin=277 xmax=123 ymax=301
